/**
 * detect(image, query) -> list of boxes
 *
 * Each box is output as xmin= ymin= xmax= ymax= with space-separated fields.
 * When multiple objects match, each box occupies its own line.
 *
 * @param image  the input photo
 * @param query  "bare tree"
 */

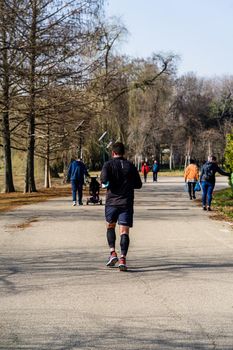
xmin=11 ymin=0 xmax=105 ymax=192
xmin=0 ymin=0 xmax=21 ymax=192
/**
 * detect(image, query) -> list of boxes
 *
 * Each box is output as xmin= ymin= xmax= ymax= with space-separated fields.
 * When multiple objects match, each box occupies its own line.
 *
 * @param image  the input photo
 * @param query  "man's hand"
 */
xmin=101 ymin=181 xmax=109 ymax=189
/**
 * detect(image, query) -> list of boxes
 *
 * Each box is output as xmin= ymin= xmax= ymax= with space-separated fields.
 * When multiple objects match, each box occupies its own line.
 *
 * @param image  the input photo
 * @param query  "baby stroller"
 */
xmin=86 ymin=176 xmax=102 ymax=205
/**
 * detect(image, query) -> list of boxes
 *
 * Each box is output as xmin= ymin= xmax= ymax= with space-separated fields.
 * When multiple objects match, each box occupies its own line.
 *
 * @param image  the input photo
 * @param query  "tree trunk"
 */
xmin=24 ymin=117 xmax=37 ymax=192
xmin=2 ymin=110 xmax=15 ymax=193
xmin=24 ymin=1 xmax=37 ymax=193
xmin=185 ymin=136 xmax=192 ymax=168
xmin=1 ymin=6 xmax=15 ymax=193
xmin=44 ymin=123 xmax=51 ymax=188
xmin=208 ymin=140 xmax=211 ymax=157
xmin=44 ymin=156 xmax=51 ymax=188
xmin=169 ymin=144 xmax=173 ymax=170
xmin=62 ymin=151 xmax=68 ymax=183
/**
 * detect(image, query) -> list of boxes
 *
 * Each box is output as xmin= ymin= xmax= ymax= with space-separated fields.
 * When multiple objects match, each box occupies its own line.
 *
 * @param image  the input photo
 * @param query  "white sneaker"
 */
xmin=72 ymin=201 xmax=76 ymax=206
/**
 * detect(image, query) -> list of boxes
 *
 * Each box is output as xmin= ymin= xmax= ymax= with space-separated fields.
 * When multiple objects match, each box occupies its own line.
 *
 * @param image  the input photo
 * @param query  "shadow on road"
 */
xmin=1 ymin=251 xmax=233 ymax=295
xmin=0 ymin=321 xmax=232 ymax=349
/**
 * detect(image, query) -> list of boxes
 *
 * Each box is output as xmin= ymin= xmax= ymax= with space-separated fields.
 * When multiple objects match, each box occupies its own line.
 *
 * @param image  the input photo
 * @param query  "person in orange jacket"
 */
xmin=184 ymin=159 xmax=199 ymax=199
xmin=141 ymin=161 xmax=150 ymax=183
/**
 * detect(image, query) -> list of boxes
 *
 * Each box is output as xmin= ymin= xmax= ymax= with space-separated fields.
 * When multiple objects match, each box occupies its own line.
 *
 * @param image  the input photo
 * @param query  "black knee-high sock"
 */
xmin=120 ymin=234 xmax=130 ymax=256
xmin=107 ymin=228 xmax=116 ymax=249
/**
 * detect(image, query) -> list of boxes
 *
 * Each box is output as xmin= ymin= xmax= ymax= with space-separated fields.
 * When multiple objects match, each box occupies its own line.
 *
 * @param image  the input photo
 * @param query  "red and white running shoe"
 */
xmin=106 ymin=251 xmax=118 ymax=267
xmin=118 ymin=257 xmax=127 ymax=271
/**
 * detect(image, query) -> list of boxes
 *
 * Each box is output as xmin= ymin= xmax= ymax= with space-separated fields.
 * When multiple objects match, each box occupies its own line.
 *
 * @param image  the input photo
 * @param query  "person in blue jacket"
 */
xmin=152 ymin=160 xmax=159 ymax=182
xmin=200 ymin=155 xmax=231 ymax=211
xmin=67 ymin=158 xmax=89 ymax=206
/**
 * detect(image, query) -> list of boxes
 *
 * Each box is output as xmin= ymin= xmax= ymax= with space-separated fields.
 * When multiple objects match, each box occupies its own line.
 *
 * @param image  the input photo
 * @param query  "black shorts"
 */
xmin=105 ymin=206 xmax=134 ymax=227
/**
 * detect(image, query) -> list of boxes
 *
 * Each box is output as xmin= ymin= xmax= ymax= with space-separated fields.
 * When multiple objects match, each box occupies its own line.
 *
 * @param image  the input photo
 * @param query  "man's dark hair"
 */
xmin=190 ymin=159 xmax=195 ymax=164
xmin=208 ymin=155 xmax=217 ymax=162
xmin=112 ymin=142 xmax=125 ymax=155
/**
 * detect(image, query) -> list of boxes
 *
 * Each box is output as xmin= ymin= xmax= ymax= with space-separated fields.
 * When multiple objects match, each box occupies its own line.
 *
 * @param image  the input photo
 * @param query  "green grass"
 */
xmin=158 ymin=169 xmax=184 ymax=176
xmin=212 ymin=188 xmax=233 ymax=221
xmin=0 ymin=169 xmax=185 ymax=192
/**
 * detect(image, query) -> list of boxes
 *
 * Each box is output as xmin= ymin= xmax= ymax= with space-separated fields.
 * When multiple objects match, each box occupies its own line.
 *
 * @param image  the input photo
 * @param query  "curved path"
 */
xmin=0 ymin=177 xmax=232 ymax=350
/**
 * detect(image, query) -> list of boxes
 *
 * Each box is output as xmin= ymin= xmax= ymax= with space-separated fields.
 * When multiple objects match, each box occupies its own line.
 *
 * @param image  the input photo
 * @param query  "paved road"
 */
xmin=0 ymin=177 xmax=232 ymax=350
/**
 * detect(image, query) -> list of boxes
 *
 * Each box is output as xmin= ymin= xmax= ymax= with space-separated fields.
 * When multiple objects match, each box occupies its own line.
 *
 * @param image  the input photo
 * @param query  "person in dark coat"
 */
xmin=200 ymin=155 xmax=230 ymax=211
xmin=67 ymin=158 xmax=89 ymax=206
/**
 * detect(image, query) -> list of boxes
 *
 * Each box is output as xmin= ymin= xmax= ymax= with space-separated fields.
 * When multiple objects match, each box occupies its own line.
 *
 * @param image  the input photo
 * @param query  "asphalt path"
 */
xmin=0 ymin=176 xmax=232 ymax=350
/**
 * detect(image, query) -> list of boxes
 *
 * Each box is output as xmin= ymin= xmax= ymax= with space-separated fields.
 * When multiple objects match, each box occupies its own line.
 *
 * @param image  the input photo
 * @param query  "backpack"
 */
xmin=202 ymin=163 xmax=214 ymax=181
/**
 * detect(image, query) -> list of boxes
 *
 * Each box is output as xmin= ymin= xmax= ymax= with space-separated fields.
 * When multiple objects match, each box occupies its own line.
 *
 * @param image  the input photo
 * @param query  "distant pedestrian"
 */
xmin=184 ymin=159 xmax=199 ymax=200
xmin=152 ymin=160 xmax=159 ymax=182
xmin=100 ymin=142 xmax=142 ymax=271
xmin=200 ymin=155 xmax=231 ymax=211
xmin=67 ymin=158 xmax=89 ymax=206
xmin=141 ymin=161 xmax=150 ymax=183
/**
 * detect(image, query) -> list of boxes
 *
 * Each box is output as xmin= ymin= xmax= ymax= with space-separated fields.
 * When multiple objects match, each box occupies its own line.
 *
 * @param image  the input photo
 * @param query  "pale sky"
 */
xmin=105 ymin=0 xmax=233 ymax=77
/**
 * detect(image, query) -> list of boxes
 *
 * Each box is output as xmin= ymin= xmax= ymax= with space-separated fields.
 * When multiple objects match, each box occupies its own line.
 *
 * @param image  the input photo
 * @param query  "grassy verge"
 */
xmin=0 ymin=186 xmax=72 ymax=213
xmin=158 ymin=170 xmax=184 ymax=176
xmin=0 ymin=181 xmax=104 ymax=213
xmin=212 ymin=188 xmax=233 ymax=223
xmin=0 ymin=171 xmax=104 ymax=213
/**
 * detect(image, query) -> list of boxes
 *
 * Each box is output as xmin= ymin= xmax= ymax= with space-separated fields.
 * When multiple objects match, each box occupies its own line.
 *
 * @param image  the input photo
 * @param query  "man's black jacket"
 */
xmin=200 ymin=161 xmax=230 ymax=184
xmin=100 ymin=157 xmax=142 ymax=207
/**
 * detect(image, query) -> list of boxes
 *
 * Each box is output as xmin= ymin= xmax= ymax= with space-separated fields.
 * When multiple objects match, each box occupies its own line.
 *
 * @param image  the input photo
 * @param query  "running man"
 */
xmin=100 ymin=142 xmax=142 ymax=271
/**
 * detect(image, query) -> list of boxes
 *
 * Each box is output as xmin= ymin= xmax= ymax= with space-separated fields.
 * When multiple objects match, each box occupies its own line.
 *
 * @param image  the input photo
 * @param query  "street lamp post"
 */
xmin=75 ymin=120 xmax=85 ymax=159
xmin=98 ymin=131 xmax=108 ymax=165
